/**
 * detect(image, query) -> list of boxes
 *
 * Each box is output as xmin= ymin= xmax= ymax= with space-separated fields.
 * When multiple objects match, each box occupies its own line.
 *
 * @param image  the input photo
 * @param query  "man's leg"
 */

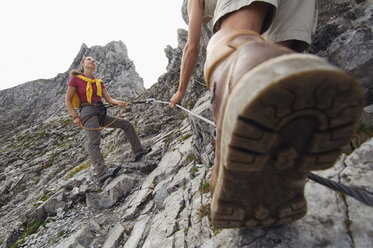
xmin=219 ymin=2 xmax=295 ymax=49
xmin=205 ymin=1 xmax=363 ymax=228
xmin=219 ymin=2 xmax=270 ymax=33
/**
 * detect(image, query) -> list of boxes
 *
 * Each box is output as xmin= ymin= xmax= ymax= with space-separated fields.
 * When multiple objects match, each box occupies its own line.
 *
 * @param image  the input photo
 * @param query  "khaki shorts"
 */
xmin=213 ymin=0 xmax=317 ymax=52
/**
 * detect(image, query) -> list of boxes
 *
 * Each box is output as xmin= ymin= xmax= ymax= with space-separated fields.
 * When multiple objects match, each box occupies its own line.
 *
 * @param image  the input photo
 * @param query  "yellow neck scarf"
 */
xmin=76 ymin=75 xmax=103 ymax=104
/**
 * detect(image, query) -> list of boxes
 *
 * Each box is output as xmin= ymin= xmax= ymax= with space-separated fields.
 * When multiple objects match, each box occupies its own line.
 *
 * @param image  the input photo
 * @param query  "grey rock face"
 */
xmin=87 ymin=174 xmax=137 ymax=209
xmin=311 ymin=0 xmax=373 ymax=104
xmin=1 ymin=1 xmax=373 ymax=248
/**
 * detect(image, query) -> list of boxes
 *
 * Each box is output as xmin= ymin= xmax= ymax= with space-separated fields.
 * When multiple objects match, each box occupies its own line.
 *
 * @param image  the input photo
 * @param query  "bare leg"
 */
xmin=219 ymin=2 xmax=271 ymax=33
xmin=276 ymin=40 xmax=294 ymax=49
xmin=219 ymin=2 xmax=294 ymax=50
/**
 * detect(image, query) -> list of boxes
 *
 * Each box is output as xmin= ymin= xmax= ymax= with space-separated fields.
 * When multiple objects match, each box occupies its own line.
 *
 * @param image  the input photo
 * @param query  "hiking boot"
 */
xmin=204 ymin=29 xmax=364 ymax=228
xmin=134 ymin=147 xmax=152 ymax=161
xmin=99 ymin=166 xmax=121 ymax=183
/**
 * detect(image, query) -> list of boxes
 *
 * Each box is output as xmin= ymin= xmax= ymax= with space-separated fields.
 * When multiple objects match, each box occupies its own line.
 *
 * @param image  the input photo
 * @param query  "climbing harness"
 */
xmin=79 ymin=104 xmax=125 ymax=131
xmin=77 ymin=97 xmax=373 ymax=207
xmin=79 ymin=99 xmax=156 ymax=131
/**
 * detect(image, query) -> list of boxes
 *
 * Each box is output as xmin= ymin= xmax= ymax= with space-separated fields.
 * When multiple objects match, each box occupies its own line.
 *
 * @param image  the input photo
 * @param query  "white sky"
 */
xmin=0 ymin=0 xmax=188 ymax=91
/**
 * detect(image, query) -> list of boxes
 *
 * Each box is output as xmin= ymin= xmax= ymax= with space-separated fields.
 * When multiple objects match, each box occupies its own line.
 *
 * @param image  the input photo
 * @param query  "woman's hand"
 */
xmin=73 ymin=116 xmax=82 ymax=126
xmin=116 ymin=101 xmax=127 ymax=107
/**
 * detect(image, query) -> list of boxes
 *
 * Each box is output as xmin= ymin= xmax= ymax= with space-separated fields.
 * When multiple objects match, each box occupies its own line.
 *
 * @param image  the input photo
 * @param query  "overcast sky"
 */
xmin=0 ymin=0 xmax=188 ymax=91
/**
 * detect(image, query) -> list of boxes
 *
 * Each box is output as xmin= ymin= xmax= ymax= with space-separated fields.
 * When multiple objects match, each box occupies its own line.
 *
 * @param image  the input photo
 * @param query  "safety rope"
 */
xmin=149 ymin=99 xmax=216 ymax=127
xmin=308 ymin=173 xmax=373 ymax=207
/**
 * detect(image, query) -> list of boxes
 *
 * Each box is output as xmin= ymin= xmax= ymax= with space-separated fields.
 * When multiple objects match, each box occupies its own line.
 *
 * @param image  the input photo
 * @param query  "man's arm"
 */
xmin=170 ymin=0 xmax=204 ymax=108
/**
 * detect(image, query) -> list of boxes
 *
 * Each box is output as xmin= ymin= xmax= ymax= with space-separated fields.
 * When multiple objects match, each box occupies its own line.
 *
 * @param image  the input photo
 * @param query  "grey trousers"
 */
xmin=80 ymin=105 xmax=142 ymax=177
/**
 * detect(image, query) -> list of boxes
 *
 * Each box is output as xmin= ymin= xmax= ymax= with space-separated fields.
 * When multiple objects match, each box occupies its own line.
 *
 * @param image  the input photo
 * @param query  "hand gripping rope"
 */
xmin=80 ymin=98 xmax=373 ymax=207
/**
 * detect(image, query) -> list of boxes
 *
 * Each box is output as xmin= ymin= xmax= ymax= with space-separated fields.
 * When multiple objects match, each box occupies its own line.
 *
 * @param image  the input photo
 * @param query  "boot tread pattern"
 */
xmin=212 ymin=69 xmax=363 ymax=228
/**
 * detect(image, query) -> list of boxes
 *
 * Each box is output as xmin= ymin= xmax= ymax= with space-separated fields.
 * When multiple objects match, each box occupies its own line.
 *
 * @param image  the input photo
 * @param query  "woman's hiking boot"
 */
xmin=99 ymin=166 xmax=121 ymax=183
xmin=204 ymin=29 xmax=364 ymax=228
xmin=134 ymin=147 xmax=152 ymax=161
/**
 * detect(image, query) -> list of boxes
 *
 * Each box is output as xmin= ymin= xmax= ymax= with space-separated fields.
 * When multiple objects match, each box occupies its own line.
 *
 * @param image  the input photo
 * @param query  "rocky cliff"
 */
xmin=1 ymin=0 xmax=373 ymax=248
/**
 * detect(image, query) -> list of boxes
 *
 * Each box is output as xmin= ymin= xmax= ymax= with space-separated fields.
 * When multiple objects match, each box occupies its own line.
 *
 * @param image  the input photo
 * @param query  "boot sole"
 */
xmin=99 ymin=166 xmax=121 ymax=183
xmin=211 ymin=54 xmax=363 ymax=228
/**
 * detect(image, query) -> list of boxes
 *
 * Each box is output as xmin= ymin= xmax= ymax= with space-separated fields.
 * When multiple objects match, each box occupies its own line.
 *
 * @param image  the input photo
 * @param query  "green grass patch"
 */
xmin=103 ymin=144 xmax=115 ymax=158
xmin=39 ymin=191 xmax=51 ymax=202
xmin=151 ymin=124 xmax=162 ymax=134
xmin=23 ymin=140 xmax=33 ymax=149
xmin=59 ymin=141 xmax=71 ymax=148
xmin=11 ymin=219 xmax=45 ymax=248
xmin=56 ymin=89 xmax=65 ymax=96
xmin=66 ymin=162 xmax=90 ymax=180
xmin=16 ymin=132 xmax=31 ymax=142
xmin=167 ymin=131 xmax=175 ymax=143
xmin=186 ymin=153 xmax=195 ymax=164
xmin=178 ymin=133 xmax=192 ymax=143
xmin=198 ymin=204 xmax=211 ymax=221
xmin=58 ymin=134 xmax=68 ymax=141
xmin=200 ymin=182 xmax=210 ymax=194
xmin=191 ymin=166 xmax=198 ymax=177
xmin=56 ymin=230 xmax=65 ymax=238
xmin=187 ymin=100 xmax=197 ymax=109
xmin=349 ymin=119 xmax=373 ymax=153
xmin=39 ymin=130 xmax=47 ymax=137
xmin=43 ymin=160 xmax=54 ymax=169
xmin=62 ymin=118 xmax=74 ymax=127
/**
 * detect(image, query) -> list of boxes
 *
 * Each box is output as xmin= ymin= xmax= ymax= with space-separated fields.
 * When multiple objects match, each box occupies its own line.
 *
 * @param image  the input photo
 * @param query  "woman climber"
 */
xmin=65 ymin=56 xmax=151 ymax=183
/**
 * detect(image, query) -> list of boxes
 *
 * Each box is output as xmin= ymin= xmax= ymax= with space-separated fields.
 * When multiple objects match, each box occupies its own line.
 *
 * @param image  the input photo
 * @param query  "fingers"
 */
xmin=74 ymin=118 xmax=82 ymax=126
xmin=170 ymin=96 xmax=177 ymax=108
xmin=120 ymin=101 xmax=128 ymax=107
xmin=170 ymin=92 xmax=183 ymax=109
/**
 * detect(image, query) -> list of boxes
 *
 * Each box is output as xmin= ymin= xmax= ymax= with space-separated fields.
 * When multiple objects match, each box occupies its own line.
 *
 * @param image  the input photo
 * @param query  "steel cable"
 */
xmin=308 ymin=172 xmax=373 ymax=207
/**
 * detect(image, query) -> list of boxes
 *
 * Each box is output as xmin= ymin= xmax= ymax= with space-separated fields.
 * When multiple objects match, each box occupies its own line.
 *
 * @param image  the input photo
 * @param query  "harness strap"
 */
xmin=80 ymin=103 xmax=107 ymax=127
xmin=81 ymin=112 xmax=99 ymax=126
